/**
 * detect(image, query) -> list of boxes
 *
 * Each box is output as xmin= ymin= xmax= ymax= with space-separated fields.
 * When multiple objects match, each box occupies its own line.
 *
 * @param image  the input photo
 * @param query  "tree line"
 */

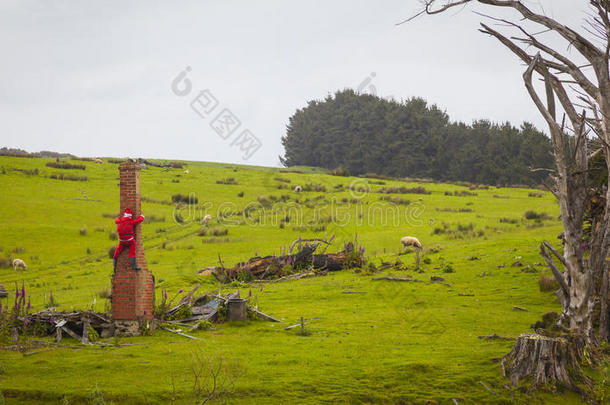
xmin=280 ymin=90 xmax=553 ymax=186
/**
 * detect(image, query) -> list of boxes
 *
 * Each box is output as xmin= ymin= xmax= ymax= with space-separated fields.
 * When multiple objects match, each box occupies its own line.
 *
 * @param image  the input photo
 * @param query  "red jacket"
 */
xmin=115 ymin=215 xmax=144 ymax=241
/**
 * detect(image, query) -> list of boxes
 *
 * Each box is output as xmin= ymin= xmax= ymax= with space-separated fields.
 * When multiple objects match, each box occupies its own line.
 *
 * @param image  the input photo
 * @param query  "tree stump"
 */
xmin=501 ymin=333 xmax=592 ymax=394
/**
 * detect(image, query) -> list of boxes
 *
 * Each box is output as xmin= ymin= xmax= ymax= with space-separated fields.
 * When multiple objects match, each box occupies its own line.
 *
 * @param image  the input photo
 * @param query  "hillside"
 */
xmin=0 ymin=156 xmax=607 ymax=404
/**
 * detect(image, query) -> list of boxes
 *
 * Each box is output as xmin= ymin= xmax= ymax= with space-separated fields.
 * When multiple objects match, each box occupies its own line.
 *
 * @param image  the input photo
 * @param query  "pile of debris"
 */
xmin=19 ymin=310 xmax=114 ymax=342
xmin=160 ymin=290 xmax=280 ymax=339
xmin=13 ymin=288 xmax=280 ymax=342
xmin=206 ymin=239 xmax=364 ymax=283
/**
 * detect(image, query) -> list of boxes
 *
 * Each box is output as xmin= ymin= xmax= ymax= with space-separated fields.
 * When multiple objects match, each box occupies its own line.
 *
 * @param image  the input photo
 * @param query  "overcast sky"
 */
xmin=0 ymin=0 xmax=589 ymax=166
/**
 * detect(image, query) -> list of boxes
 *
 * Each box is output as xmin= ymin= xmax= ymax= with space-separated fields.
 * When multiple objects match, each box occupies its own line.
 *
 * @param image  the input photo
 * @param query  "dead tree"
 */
xmin=406 ymin=0 xmax=610 ymax=393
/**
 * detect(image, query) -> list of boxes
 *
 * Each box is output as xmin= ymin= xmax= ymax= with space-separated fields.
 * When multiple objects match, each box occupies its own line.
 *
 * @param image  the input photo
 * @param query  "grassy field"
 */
xmin=0 ymin=155 xmax=607 ymax=404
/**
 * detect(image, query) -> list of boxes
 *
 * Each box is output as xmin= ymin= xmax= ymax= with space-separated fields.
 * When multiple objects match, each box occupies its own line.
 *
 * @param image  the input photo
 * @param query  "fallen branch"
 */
xmin=248 ymin=307 xmax=281 ymax=322
xmin=479 ymin=381 xmax=498 ymax=396
xmin=372 ymin=274 xmax=422 ymax=282
xmin=478 ymin=334 xmax=512 ymax=340
xmin=159 ymin=326 xmax=200 ymax=340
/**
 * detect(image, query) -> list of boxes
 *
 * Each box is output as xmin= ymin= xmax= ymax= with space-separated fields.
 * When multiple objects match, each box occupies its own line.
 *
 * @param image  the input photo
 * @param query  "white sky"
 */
xmin=0 ymin=0 xmax=592 ymax=166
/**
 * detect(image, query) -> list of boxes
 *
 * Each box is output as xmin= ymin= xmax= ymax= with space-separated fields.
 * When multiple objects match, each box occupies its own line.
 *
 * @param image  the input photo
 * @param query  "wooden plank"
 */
xmin=159 ymin=326 xmax=200 ymax=340
xmin=248 ymin=307 xmax=281 ymax=322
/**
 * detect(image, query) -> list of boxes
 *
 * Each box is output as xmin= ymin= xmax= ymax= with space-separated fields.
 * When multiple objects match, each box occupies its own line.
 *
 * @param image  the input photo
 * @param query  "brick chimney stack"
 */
xmin=111 ymin=162 xmax=154 ymax=335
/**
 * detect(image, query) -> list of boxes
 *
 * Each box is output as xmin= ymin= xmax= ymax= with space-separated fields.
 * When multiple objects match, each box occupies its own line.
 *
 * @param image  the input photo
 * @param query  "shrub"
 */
xmin=379 ymin=195 xmax=411 ymax=205
xmin=49 ymin=173 xmax=88 ymax=181
xmin=108 ymin=247 xmax=116 ymax=258
xmin=302 ymin=183 xmax=327 ymax=192
xmin=201 ymin=237 xmax=230 ymax=244
xmin=216 ymin=177 xmax=238 ymax=185
xmin=171 ymin=193 xmax=198 ymax=204
xmin=168 ymin=161 xmax=184 ymax=168
xmin=436 ymin=207 xmax=473 ymax=213
xmin=442 ymin=264 xmax=455 ymax=273
xmin=444 ymin=190 xmax=477 ymax=197
xmin=500 ymin=217 xmax=519 ymax=224
xmin=237 ymin=191 xmax=244 ymax=197
xmin=524 ymin=210 xmax=552 ymax=220
xmin=79 ymin=227 xmax=87 ymax=236
xmin=539 ymin=274 xmax=560 ymax=292
xmin=332 ymin=167 xmax=350 ymax=176
xmin=377 ymin=186 xmax=430 ymax=194
xmin=109 ymin=231 xmax=117 ymax=240
xmin=46 ymin=161 xmax=86 ymax=170
xmin=493 ymin=194 xmax=510 ymax=199
xmin=211 ymin=227 xmax=228 ymax=236
xmin=12 ymin=167 xmax=39 ymax=176
xmin=528 ymin=192 xmax=544 ymax=198
xmin=0 ymin=257 xmax=12 ymax=268
xmin=273 ymin=177 xmax=291 ymax=183
xmin=257 ymin=195 xmax=272 ymax=208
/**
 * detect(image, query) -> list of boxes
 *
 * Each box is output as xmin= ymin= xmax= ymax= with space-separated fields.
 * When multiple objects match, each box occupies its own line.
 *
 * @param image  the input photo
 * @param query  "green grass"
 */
xmin=0 ymin=156 xmax=606 ymax=404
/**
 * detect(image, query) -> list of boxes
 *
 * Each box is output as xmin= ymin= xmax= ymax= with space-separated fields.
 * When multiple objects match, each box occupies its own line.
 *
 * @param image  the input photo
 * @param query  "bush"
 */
xmin=171 ymin=193 xmax=198 ymax=204
xmin=332 ymin=167 xmax=350 ymax=176
xmin=257 ymin=195 xmax=272 ymax=207
xmin=379 ymin=195 xmax=411 ymax=205
xmin=49 ymin=173 xmax=88 ymax=181
xmin=442 ymin=264 xmax=455 ymax=273
xmin=46 ymin=161 xmax=86 ymax=170
xmin=0 ymin=257 xmax=12 ymax=268
xmin=302 ymin=183 xmax=327 ymax=192
xmin=237 ymin=191 xmax=244 ymax=197
xmin=524 ymin=210 xmax=552 ymax=220
xmin=528 ymin=192 xmax=544 ymax=198
xmin=79 ymin=227 xmax=87 ymax=236
xmin=444 ymin=190 xmax=477 ymax=197
xmin=500 ymin=217 xmax=519 ymax=224
xmin=216 ymin=177 xmax=238 ymax=185
xmin=108 ymin=247 xmax=116 ymax=258
xmin=273 ymin=177 xmax=291 ymax=183
xmin=377 ymin=186 xmax=430 ymax=195
xmin=12 ymin=167 xmax=39 ymax=176
xmin=109 ymin=231 xmax=117 ymax=240
xmin=539 ymin=274 xmax=560 ymax=292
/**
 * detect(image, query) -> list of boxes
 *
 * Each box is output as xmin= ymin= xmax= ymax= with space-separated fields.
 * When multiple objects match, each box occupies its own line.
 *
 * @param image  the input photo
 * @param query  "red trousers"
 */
xmin=113 ymin=239 xmax=136 ymax=258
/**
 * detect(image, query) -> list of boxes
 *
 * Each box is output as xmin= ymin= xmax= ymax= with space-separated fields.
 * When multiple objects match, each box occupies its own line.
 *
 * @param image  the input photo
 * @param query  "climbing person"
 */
xmin=112 ymin=208 xmax=145 ymax=272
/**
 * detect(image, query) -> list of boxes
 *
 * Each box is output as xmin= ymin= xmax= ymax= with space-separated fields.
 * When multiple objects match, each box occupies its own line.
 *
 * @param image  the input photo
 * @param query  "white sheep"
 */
xmin=184 ymin=169 xmax=190 ymax=174
xmin=401 ymin=236 xmax=422 ymax=250
xmin=294 ymin=185 xmax=302 ymax=193
xmin=93 ymin=158 xmax=103 ymax=164
xmin=12 ymin=259 xmax=26 ymax=271
xmin=202 ymin=214 xmax=212 ymax=225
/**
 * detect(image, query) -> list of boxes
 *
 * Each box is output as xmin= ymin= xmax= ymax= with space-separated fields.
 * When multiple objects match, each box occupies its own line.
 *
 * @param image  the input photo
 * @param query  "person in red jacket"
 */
xmin=112 ymin=208 xmax=145 ymax=272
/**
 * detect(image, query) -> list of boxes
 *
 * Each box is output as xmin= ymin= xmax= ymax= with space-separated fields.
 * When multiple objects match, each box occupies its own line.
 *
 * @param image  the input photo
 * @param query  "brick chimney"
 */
xmin=111 ymin=161 xmax=154 ymax=335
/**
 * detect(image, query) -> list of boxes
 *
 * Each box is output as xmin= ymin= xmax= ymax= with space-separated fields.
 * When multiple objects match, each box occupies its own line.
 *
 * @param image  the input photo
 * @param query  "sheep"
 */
xmin=294 ymin=185 xmax=302 ymax=193
xmin=400 ymin=236 xmax=422 ymax=250
xmin=202 ymin=214 xmax=212 ymax=225
xmin=184 ymin=169 xmax=190 ymax=174
xmin=93 ymin=158 xmax=103 ymax=164
xmin=12 ymin=259 xmax=26 ymax=271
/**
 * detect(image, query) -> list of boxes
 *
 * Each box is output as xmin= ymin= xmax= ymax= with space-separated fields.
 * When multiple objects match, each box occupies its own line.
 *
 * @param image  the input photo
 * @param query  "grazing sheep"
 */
xmin=294 ymin=185 xmax=302 ymax=193
xmin=93 ymin=158 xmax=103 ymax=164
xmin=184 ymin=169 xmax=190 ymax=174
xmin=202 ymin=214 xmax=212 ymax=225
xmin=401 ymin=236 xmax=422 ymax=250
xmin=12 ymin=259 xmax=26 ymax=271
